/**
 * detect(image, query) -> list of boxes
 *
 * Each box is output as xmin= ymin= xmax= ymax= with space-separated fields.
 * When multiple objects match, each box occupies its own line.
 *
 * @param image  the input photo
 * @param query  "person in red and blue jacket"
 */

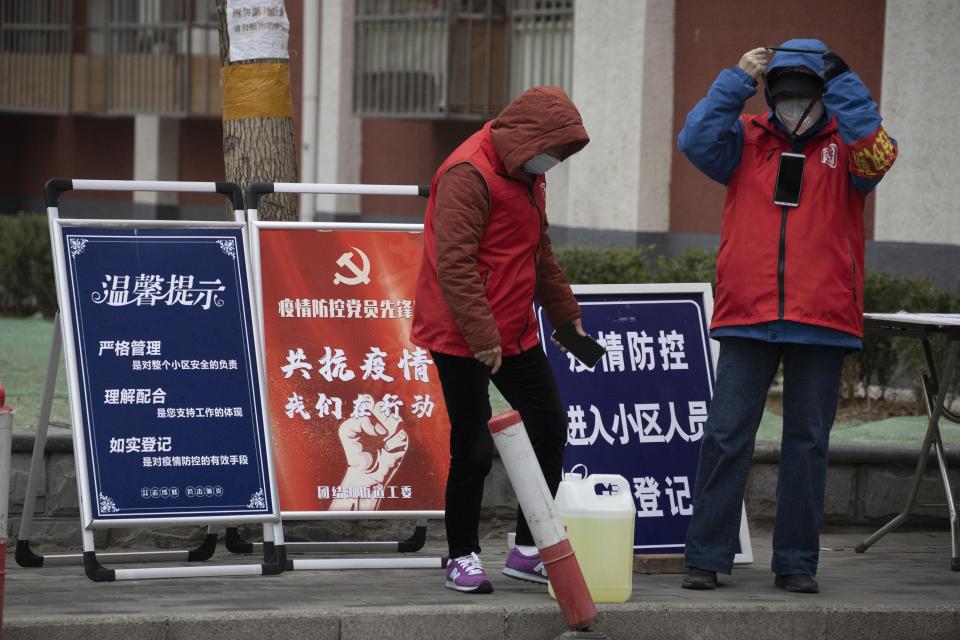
xmin=677 ymin=39 xmax=897 ymax=594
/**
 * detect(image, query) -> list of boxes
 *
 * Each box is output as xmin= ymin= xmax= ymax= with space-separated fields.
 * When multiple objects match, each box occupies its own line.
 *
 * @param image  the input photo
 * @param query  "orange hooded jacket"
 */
xmin=411 ymin=86 xmax=589 ymax=357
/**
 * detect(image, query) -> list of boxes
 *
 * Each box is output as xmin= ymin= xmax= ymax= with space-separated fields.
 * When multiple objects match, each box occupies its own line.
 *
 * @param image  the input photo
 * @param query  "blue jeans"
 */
xmin=684 ymin=338 xmax=846 ymax=576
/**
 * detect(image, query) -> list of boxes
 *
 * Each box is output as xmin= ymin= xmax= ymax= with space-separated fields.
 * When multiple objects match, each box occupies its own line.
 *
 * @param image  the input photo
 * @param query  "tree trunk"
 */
xmin=216 ymin=0 xmax=297 ymax=221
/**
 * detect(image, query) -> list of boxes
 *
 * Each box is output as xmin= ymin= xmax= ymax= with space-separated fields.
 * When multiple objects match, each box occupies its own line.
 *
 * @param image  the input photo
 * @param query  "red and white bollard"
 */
xmin=0 ymin=384 xmax=14 ymax=631
xmin=488 ymin=410 xmax=598 ymax=632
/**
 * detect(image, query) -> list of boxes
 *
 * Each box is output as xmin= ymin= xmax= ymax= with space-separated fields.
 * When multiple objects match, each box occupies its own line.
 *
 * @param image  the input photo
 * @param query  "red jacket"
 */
xmin=411 ymin=86 xmax=590 ymax=357
xmin=712 ymin=113 xmax=868 ymax=337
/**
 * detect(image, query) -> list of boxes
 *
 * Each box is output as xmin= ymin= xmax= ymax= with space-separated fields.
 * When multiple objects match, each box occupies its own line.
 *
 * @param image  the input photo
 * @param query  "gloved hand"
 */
xmin=821 ymin=51 xmax=849 ymax=82
xmin=738 ymin=47 xmax=769 ymax=82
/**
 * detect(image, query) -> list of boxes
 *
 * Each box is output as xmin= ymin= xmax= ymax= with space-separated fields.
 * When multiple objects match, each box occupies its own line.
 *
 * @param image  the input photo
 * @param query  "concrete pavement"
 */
xmin=3 ymin=525 xmax=959 ymax=640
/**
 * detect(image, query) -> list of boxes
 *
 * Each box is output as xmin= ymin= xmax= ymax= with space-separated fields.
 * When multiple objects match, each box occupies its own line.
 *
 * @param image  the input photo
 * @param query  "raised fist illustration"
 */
xmin=328 ymin=396 xmax=409 ymax=511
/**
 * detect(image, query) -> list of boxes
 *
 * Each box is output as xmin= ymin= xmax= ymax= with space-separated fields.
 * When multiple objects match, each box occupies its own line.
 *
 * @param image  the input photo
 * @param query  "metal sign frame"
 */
xmin=237 ymin=182 xmax=446 ymax=571
xmin=37 ymin=179 xmax=284 ymax=581
xmin=539 ymin=283 xmax=752 ymax=564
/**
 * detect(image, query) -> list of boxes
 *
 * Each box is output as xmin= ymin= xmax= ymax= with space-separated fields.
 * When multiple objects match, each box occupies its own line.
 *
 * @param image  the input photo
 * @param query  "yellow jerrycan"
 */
xmin=549 ymin=471 xmax=636 ymax=603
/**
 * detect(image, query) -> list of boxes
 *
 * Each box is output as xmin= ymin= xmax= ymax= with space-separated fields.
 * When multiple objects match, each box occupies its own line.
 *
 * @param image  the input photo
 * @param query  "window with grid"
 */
xmin=353 ymin=0 xmax=573 ymax=120
xmin=0 ymin=0 xmax=220 ymax=116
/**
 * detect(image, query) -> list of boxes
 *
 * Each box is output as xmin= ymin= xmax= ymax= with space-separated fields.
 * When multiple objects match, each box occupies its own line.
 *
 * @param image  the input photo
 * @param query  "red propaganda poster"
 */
xmin=258 ymin=228 xmax=449 ymax=513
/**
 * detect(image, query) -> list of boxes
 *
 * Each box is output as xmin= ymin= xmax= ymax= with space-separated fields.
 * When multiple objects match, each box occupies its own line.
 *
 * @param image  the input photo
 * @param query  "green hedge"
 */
xmin=1 ymin=212 xmax=956 ymax=396
xmin=0 ymin=213 xmax=57 ymax=317
xmin=555 ymin=245 xmax=959 ymax=400
xmin=554 ymin=245 xmax=718 ymax=286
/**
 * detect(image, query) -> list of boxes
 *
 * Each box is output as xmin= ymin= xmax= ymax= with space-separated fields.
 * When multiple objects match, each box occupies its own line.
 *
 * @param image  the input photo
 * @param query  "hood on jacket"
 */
xmin=764 ymin=38 xmax=828 ymax=109
xmin=489 ymin=86 xmax=590 ymax=179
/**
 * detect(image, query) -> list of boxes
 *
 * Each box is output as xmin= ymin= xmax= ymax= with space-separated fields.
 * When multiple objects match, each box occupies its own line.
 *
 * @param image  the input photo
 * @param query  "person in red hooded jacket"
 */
xmin=411 ymin=86 xmax=590 ymax=594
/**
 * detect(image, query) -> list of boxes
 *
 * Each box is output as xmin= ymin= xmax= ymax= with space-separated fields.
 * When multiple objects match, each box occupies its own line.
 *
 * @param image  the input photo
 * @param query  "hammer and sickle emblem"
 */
xmin=333 ymin=247 xmax=371 ymax=286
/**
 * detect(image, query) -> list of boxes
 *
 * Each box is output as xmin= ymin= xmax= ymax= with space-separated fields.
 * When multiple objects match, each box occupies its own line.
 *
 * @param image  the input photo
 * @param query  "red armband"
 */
xmin=848 ymin=125 xmax=898 ymax=178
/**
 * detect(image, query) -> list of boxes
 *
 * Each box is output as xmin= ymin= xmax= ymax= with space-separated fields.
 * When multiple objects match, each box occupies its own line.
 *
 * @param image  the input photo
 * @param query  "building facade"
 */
xmin=2 ymin=0 xmax=959 ymax=286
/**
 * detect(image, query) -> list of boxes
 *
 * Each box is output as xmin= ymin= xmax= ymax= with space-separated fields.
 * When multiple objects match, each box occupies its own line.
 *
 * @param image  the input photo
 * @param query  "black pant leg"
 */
xmin=431 ymin=351 xmax=494 ymax=558
xmin=491 ymin=347 xmax=567 ymax=548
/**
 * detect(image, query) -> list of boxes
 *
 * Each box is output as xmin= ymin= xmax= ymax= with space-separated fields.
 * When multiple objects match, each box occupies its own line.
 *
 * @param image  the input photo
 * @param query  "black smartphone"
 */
xmin=773 ymin=152 xmax=806 ymax=207
xmin=551 ymin=323 xmax=606 ymax=368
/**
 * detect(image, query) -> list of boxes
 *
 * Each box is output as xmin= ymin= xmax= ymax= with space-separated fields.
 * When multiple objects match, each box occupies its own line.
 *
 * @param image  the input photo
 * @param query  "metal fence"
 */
xmin=353 ymin=0 xmax=573 ymax=120
xmin=0 ymin=0 xmax=220 ymax=117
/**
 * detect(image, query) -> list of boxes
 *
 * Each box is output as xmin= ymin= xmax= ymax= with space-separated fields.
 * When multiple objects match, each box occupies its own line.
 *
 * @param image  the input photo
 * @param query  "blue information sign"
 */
xmin=59 ymin=226 xmax=274 ymax=523
xmin=538 ymin=285 xmax=721 ymax=555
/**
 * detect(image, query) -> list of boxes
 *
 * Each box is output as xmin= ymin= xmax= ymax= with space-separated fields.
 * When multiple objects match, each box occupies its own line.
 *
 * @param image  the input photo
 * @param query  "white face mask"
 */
xmin=776 ymin=98 xmax=824 ymax=135
xmin=522 ymin=153 xmax=560 ymax=174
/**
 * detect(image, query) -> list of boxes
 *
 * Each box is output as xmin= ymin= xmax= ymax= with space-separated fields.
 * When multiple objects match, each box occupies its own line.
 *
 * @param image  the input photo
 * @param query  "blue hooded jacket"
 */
xmin=677 ymin=39 xmax=898 ymax=349
xmin=678 ymin=38 xmax=894 ymax=194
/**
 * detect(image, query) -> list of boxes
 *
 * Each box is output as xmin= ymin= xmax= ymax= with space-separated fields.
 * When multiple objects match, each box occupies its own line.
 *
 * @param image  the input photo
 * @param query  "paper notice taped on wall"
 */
xmin=227 ymin=0 xmax=289 ymax=62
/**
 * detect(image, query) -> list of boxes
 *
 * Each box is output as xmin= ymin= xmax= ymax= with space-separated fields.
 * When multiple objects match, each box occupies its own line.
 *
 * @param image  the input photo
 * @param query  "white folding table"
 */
xmin=856 ymin=312 xmax=960 ymax=571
